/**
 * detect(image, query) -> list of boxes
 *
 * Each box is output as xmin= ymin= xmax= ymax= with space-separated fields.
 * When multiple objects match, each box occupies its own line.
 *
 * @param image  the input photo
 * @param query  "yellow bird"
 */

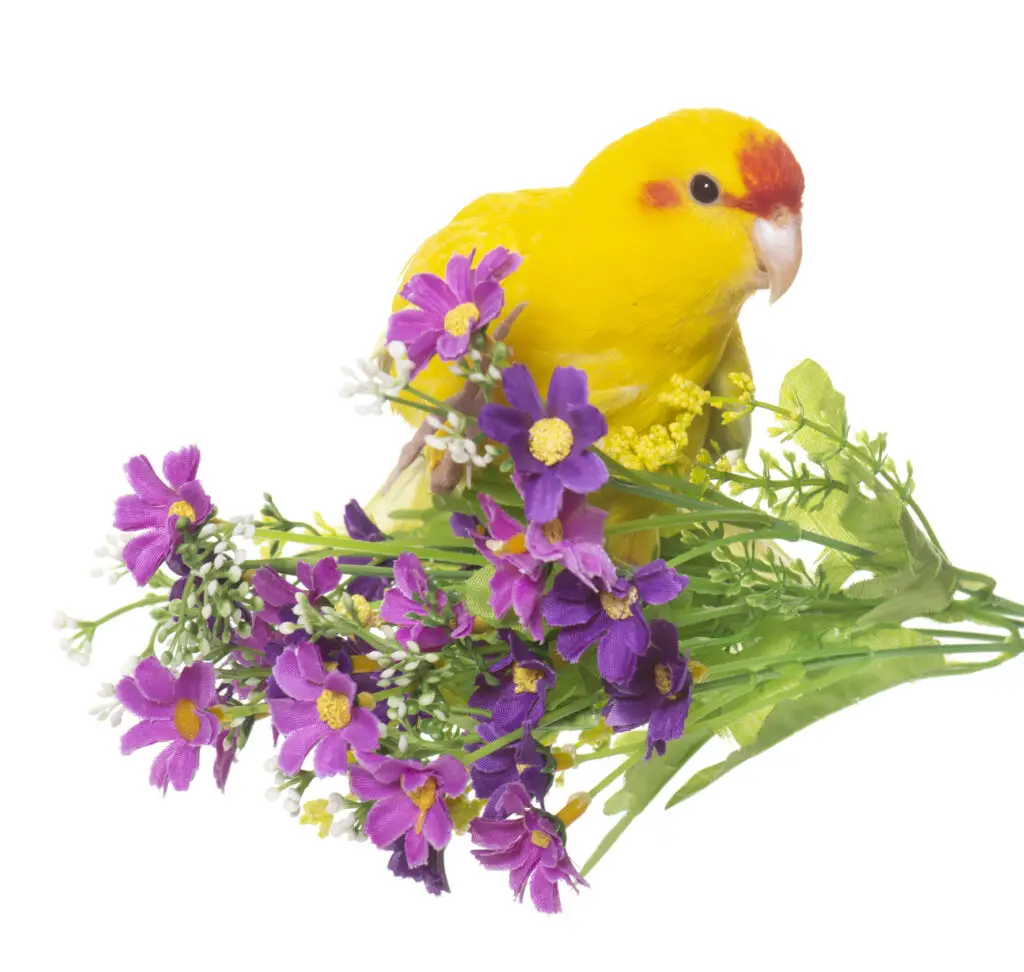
xmin=373 ymin=108 xmax=804 ymax=547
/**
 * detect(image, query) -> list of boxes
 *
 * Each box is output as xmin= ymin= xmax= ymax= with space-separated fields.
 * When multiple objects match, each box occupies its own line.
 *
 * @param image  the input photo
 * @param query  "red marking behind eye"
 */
xmin=641 ymin=180 xmax=682 ymax=209
xmin=724 ymin=133 xmax=804 ymax=217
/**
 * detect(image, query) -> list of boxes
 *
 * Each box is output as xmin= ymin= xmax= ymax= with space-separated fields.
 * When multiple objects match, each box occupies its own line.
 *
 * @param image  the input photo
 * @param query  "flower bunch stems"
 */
xmin=64 ymin=249 xmax=1023 ymax=913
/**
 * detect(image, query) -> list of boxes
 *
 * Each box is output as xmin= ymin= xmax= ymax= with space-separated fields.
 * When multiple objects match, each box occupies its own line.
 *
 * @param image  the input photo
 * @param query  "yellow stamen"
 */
xmin=512 ymin=665 xmax=543 ymax=695
xmin=541 ymin=519 xmax=564 ymax=544
xmin=530 ymin=829 xmax=552 ymax=849
xmin=350 ymin=594 xmax=375 ymax=627
xmin=173 ymin=698 xmax=201 ymax=741
xmin=553 ymin=748 xmax=576 ymax=771
xmin=528 ymin=417 xmax=574 ymax=466
xmin=315 ymin=689 xmax=352 ymax=730
xmin=654 ymin=663 xmax=672 ymax=696
xmin=486 ymin=532 xmax=528 ymax=556
xmin=356 ymin=691 xmax=376 ymax=709
xmin=600 ymin=586 xmax=639 ymax=620
xmin=351 ymin=655 xmax=379 ymax=674
xmin=689 ymin=660 xmax=710 ymax=683
xmin=168 ymin=499 xmax=196 ymax=521
xmin=443 ymin=302 xmax=479 ymax=337
xmin=409 ymin=777 xmax=438 ymax=835
xmin=555 ymin=791 xmax=591 ymax=828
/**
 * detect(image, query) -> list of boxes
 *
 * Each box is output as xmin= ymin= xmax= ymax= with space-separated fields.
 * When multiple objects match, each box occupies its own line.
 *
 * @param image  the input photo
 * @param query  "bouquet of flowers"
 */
xmin=60 ymin=248 xmax=1023 ymax=914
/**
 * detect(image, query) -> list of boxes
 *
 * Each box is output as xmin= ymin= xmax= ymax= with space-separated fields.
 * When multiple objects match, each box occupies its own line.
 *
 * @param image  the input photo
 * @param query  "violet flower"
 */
xmin=380 ymin=552 xmax=473 ymax=650
xmin=268 ymin=642 xmax=383 ymax=777
xmin=339 ymin=499 xmax=392 ymax=602
xmin=117 ymin=658 xmax=220 ymax=792
xmin=387 ymin=247 xmax=521 ymax=376
xmin=542 ymin=560 xmax=688 ymax=684
xmin=386 ymin=835 xmax=450 ymax=896
xmin=470 ymin=782 xmax=585 ymax=913
xmin=351 ymin=754 xmax=469 ymax=868
xmin=468 ymin=724 xmax=552 ymax=811
xmin=252 ymin=556 xmax=340 ymax=628
xmin=114 ymin=445 xmax=213 ymax=585
xmin=603 ymin=619 xmax=694 ymax=758
xmin=450 ymin=496 xmax=546 ymax=639
xmin=213 ymin=729 xmax=236 ymax=791
xmin=524 ymin=492 xmax=616 ymax=591
xmin=478 ymin=365 xmax=608 ymax=523
xmin=469 ymin=630 xmax=555 ymax=732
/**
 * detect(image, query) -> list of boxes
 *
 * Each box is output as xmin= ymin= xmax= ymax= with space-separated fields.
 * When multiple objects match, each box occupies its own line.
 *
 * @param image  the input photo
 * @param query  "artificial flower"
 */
xmin=268 ymin=642 xmax=383 ymax=777
xmin=117 ymin=658 xmax=220 ymax=792
xmin=351 ymin=753 xmax=469 ymax=867
xmin=468 ymin=724 xmax=552 ymax=811
xmin=387 ymin=835 xmax=450 ymax=896
xmin=339 ymin=499 xmax=392 ymax=601
xmin=114 ymin=445 xmax=213 ymax=585
xmin=469 ymin=630 xmax=555 ymax=731
xmin=478 ymin=365 xmax=608 ymax=522
xmin=387 ymin=247 xmax=520 ymax=376
xmin=470 ymin=782 xmax=585 ymax=913
xmin=380 ymin=551 xmax=473 ymax=649
xmin=524 ymin=491 xmax=616 ymax=590
xmin=542 ymin=560 xmax=688 ymax=683
xmin=603 ymin=619 xmax=694 ymax=757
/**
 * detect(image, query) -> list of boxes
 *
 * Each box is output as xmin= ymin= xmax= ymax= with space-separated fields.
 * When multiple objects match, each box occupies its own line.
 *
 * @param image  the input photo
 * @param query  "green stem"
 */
xmin=87 ymin=595 xmax=164 ymax=628
xmin=251 ymin=530 xmax=483 ymax=564
xmin=604 ymin=510 xmax=772 ymax=535
xmin=666 ymin=529 xmax=793 ymax=568
xmin=588 ymin=752 xmax=643 ymax=799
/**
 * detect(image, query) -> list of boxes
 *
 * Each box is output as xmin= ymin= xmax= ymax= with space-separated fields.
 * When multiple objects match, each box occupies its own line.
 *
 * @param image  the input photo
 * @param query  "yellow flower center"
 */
xmin=541 ymin=519 xmax=564 ymax=544
xmin=600 ymin=585 xmax=639 ymax=621
xmin=486 ymin=532 xmax=528 ymax=556
xmin=443 ymin=302 xmax=479 ymax=337
xmin=528 ymin=417 xmax=574 ymax=466
xmin=350 ymin=594 xmax=375 ymax=627
xmin=530 ymin=829 xmax=552 ymax=849
xmin=315 ymin=689 xmax=352 ymax=730
xmin=173 ymin=698 xmax=201 ymax=741
xmin=512 ymin=665 xmax=543 ymax=695
xmin=409 ymin=776 xmax=438 ymax=835
xmin=168 ymin=499 xmax=196 ymax=521
xmin=654 ymin=663 xmax=672 ymax=696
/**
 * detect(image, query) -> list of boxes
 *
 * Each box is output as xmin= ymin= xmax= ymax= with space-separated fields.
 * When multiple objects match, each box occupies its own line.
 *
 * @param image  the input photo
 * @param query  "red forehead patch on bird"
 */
xmin=641 ymin=179 xmax=682 ymax=209
xmin=725 ymin=133 xmax=804 ymax=217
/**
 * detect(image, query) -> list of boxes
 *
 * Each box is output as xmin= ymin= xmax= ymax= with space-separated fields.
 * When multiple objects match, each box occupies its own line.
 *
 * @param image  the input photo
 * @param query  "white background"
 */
xmin=3 ymin=2 xmax=1023 ymax=969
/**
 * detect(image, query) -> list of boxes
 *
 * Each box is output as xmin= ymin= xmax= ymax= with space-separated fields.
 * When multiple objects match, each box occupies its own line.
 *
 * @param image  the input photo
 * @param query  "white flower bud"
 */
xmin=326 ymin=793 xmax=344 ymax=814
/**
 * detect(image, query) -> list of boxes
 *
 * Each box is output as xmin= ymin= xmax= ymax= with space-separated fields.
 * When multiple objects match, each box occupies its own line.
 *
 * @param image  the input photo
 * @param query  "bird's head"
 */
xmin=569 ymin=109 xmax=804 ymax=307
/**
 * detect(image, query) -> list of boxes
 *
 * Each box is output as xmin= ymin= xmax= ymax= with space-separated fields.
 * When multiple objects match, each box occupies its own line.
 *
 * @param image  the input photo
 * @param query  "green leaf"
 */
xmin=664 ymin=626 xmax=948 ymax=810
xmin=460 ymin=563 xmax=498 ymax=625
xmin=778 ymin=359 xmax=848 ymax=464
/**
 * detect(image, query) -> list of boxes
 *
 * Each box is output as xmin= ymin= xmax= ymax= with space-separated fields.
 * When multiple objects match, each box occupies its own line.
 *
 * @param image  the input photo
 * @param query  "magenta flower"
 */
xmin=479 ymin=366 xmax=608 ymax=523
xmin=116 ymin=658 xmax=219 ymax=792
xmin=351 ymin=753 xmax=469 ymax=868
xmin=469 ymin=630 xmax=555 ymax=732
xmin=114 ymin=445 xmax=213 ymax=585
xmin=542 ymin=560 xmax=688 ymax=683
xmin=380 ymin=552 xmax=474 ymax=650
xmin=470 ymin=783 xmax=585 ymax=913
xmin=268 ymin=642 xmax=383 ymax=777
xmin=450 ymin=496 xmax=546 ymax=639
xmin=524 ymin=492 xmax=616 ymax=591
xmin=603 ymin=619 xmax=694 ymax=758
xmin=387 ymin=247 xmax=521 ymax=376
xmin=253 ymin=556 xmax=340 ymax=626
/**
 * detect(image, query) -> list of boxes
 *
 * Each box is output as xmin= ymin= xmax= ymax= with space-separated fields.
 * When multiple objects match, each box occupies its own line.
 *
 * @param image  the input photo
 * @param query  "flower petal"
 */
xmin=501 ymin=364 xmax=544 ymax=418
xmin=114 ymin=495 xmax=167 ymax=531
xmin=387 ymin=307 xmax=435 ymax=345
xmin=421 ymin=802 xmax=453 ymax=850
xmin=121 ymin=529 xmax=171 ymax=586
xmin=161 ymin=445 xmax=201 ymax=490
xmin=167 ymin=742 xmax=201 ymax=791
xmin=473 ymin=280 xmax=505 ymax=325
xmin=522 ymin=470 xmax=564 ymax=523
xmin=478 ymin=403 xmax=533 ymax=445
xmin=566 ymin=403 xmax=608 ymax=449
xmin=555 ymin=450 xmax=609 ymax=495
xmin=123 ymin=455 xmax=176 ymax=506
xmin=269 ymin=698 xmax=319 ymax=734
xmin=344 ymin=707 xmax=383 ymax=752
xmin=556 ymin=613 xmax=608 ymax=663
xmin=277 ymin=722 xmax=330 ymax=775
xmin=176 ymin=661 xmax=215 ymax=706
xmin=133 ymin=657 xmax=178 ymax=704
xmin=547 ymin=367 xmax=590 ymax=416
xmin=401 ymin=272 xmax=457 ymax=317
xmin=313 ymin=732 xmax=348 ymax=778
xmin=634 ymin=560 xmax=688 ymax=604
xmin=121 ymin=719 xmax=179 ymax=754
xmin=364 ymin=794 xmax=417 ymax=850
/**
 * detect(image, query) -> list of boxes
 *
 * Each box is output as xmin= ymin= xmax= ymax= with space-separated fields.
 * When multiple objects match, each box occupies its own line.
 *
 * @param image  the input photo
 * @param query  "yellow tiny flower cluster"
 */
xmin=603 ymin=374 xmax=710 ymax=473
xmin=445 ymin=794 xmax=486 ymax=834
xmin=300 ymin=799 xmax=334 ymax=839
xmin=728 ymin=371 xmax=755 ymax=402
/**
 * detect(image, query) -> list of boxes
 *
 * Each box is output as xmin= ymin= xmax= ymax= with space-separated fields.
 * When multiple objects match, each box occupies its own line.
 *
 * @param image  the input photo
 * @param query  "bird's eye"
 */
xmin=689 ymin=174 xmax=720 ymax=205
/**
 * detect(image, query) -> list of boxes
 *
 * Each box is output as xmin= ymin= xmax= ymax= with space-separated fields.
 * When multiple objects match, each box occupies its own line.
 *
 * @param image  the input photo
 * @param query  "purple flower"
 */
xmin=542 ymin=560 xmax=688 ymax=683
xmin=468 ymin=724 xmax=552 ymax=811
xmin=213 ymin=729 xmax=236 ymax=791
xmin=116 ymin=658 xmax=220 ymax=792
xmin=478 ymin=366 xmax=608 ymax=523
xmin=386 ymin=835 xmax=450 ymax=896
xmin=603 ymin=619 xmax=694 ymax=758
xmin=380 ymin=552 xmax=473 ymax=650
xmin=268 ymin=643 xmax=383 ymax=777
xmin=351 ymin=754 xmax=469 ymax=868
xmin=387 ymin=247 xmax=521 ymax=376
xmin=470 ymin=783 xmax=585 ymax=913
xmin=114 ymin=446 xmax=213 ymax=585
xmin=525 ymin=492 xmax=616 ymax=591
xmin=253 ymin=556 xmax=340 ymax=626
xmin=340 ymin=500 xmax=392 ymax=602
xmin=450 ymin=496 xmax=546 ymax=639
xmin=469 ymin=631 xmax=555 ymax=732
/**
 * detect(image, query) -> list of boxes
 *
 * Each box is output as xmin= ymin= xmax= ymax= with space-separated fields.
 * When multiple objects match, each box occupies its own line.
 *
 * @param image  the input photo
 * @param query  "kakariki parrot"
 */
xmin=371 ymin=108 xmax=804 ymax=555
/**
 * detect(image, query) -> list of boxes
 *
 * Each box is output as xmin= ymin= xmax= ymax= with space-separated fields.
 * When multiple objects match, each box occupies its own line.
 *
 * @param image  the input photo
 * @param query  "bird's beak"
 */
xmin=752 ymin=207 xmax=802 ymax=303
